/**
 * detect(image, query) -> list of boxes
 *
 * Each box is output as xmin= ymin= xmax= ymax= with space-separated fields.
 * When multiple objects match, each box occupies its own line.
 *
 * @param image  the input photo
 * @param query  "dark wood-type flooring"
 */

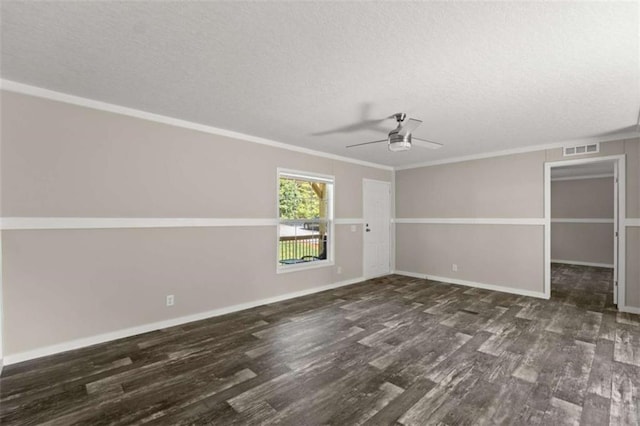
xmin=2 ymin=264 xmax=639 ymax=425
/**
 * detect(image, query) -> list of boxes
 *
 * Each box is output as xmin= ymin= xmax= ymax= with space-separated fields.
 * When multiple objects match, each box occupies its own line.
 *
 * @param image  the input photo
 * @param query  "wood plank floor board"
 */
xmin=581 ymin=393 xmax=611 ymax=426
xmin=1 ymin=264 xmax=638 ymax=425
xmin=143 ymin=364 xmax=293 ymax=425
xmin=361 ymin=377 xmax=436 ymax=426
xmin=479 ymin=376 xmax=535 ymax=424
xmin=439 ymin=378 xmax=502 ymax=426
xmin=609 ymin=361 xmax=640 ymax=425
xmin=587 ymin=338 xmax=615 ymax=399
xmin=554 ymin=339 xmax=597 ymax=406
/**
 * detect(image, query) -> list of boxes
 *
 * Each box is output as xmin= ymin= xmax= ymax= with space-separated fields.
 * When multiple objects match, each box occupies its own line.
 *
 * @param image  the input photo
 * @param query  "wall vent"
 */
xmin=563 ymin=143 xmax=599 ymax=156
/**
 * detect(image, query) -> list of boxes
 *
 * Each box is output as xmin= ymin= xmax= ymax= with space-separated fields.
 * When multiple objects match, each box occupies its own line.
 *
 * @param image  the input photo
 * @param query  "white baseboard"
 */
xmin=392 ymin=270 xmax=426 ymax=280
xmin=619 ymin=305 xmax=640 ymax=315
xmin=3 ymin=276 xmax=365 ymax=366
xmin=393 ymin=270 xmax=547 ymax=299
xmin=551 ymin=259 xmax=614 ymax=268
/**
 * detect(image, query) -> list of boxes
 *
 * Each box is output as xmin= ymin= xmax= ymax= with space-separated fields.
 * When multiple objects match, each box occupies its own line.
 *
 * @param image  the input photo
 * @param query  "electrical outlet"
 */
xmin=337 ymin=266 xmax=343 ymax=274
xmin=166 ymin=295 xmax=175 ymax=306
xmin=452 ymin=264 xmax=458 ymax=272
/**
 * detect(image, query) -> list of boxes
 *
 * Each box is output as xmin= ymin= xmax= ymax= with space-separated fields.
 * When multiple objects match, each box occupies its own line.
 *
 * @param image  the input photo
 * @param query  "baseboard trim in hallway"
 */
xmin=393 ymin=270 xmax=548 ymax=299
xmin=3 ymin=276 xmax=365 ymax=366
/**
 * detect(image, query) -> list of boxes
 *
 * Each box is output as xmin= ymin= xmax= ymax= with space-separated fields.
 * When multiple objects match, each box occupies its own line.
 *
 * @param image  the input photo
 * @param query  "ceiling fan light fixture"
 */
xmin=388 ymin=140 xmax=411 ymax=151
xmin=388 ymin=132 xmax=412 ymax=151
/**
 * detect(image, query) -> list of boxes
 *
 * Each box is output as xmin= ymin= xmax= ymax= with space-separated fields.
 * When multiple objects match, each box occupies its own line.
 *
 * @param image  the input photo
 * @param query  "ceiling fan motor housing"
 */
xmin=388 ymin=131 xmax=411 ymax=151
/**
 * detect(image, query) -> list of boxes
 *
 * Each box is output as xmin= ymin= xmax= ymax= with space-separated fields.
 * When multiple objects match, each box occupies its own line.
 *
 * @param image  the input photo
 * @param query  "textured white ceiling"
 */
xmin=1 ymin=1 xmax=638 ymax=167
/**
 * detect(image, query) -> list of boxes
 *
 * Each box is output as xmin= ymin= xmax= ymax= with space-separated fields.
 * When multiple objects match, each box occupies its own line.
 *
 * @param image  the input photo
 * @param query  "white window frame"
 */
xmin=276 ymin=168 xmax=335 ymax=273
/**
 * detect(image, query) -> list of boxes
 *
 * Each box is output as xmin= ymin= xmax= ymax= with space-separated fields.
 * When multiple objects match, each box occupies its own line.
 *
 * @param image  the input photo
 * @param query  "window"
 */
xmin=277 ymin=169 xmax=334 ymax=271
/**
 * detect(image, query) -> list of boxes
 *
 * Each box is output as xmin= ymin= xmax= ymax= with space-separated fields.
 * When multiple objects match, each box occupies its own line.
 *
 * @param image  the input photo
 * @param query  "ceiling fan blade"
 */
xmin=412 ymin=138 xmax=443 ymax=149
xmin=398 ymin=118 xmax=422 ymax=136
xmin=346 ymin=139 xmax=388 ymax=148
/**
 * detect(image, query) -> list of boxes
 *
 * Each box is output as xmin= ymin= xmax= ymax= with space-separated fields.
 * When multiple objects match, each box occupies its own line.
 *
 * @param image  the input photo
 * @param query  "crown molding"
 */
xmin=3 ymin=79 xmax=638 ymax=173
xmin=395 ymin=133 xmax=639 ymax=171
xmin=0 ymin=80 xmax=393 ymax=171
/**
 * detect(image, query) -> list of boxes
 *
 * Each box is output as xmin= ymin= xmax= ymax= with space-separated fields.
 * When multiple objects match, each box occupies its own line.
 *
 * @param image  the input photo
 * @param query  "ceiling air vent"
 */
xmin=563 ymin=143 xmax=599 ymax=157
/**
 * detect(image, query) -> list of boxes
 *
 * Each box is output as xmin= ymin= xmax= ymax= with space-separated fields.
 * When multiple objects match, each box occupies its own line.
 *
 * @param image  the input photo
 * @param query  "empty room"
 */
xmin=0 ymin=1 xmax=639 ymax=425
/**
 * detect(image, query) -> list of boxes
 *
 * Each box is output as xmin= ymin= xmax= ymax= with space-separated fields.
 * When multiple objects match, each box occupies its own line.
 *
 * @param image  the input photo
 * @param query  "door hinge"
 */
xmin=615 ymin=231 xmax=618 ymax=237
xmin=614 ymin=281 xmax=618 ymax=287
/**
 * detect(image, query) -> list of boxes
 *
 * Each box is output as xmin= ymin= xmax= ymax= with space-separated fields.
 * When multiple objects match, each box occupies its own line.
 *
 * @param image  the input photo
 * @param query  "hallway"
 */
xmin=551 ymin=263 xmax=616 ymax=311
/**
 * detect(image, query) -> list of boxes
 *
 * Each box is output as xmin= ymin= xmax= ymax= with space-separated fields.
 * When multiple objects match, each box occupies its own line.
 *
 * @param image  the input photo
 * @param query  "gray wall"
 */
xmin=395 ymin=150 xmax=546 ymax=295
xmin=2 ymin=88 xmax=640 ymax=361
xmin=551 ymin=177 xmax=614 ymax=266
xmin=0 ymin=91 xmax=391 ymax=357
xmin=396 ymin=138 xmax=640 ymax=306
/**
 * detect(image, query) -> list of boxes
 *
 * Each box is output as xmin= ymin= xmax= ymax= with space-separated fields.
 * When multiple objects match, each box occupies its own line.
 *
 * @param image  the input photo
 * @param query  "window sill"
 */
xmin=277 ymin=260 xmax=334 ymax=274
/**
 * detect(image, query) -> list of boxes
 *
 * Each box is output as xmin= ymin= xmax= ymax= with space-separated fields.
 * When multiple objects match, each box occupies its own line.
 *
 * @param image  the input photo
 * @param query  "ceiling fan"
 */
xmin=346 ymin=113 xmax=443 ymax=152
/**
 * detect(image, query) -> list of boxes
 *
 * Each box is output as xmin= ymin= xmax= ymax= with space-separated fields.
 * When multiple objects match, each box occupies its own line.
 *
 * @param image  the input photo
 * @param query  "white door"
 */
xmin=613 ymin=162 xmax=619 ymax=305
xmin=363 ymin=179 xmax=391 ymax=278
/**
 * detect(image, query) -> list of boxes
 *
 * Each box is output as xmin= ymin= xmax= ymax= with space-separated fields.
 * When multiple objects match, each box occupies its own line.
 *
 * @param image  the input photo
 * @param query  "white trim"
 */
xmin=335 ymin=218 xmax=364 ymax=225
xmin=1 ymin=217 xmax=372 ymax=230
xmin=551 ymin=174 xmax=614 ymax=182
xmin=547 ymin=154 xmax=628 ymax=168
xmin=0 ymin=217 xmax=279 ymax=230
xmin=395 ymin=134 xmax=639 ymax=171
xmin=390 ymin=170 xmax=397 ymax=274
xmin=278 ymin=168 xmax=335 ymax=184
xmin=625 ymin=219 xmax=640 ymax=227
xmin=392 ymin=270 xmax=425 ymax=280
xmin=276 ymin=260 xmax=335 ymax=274
xmin=3 ymin=276 xmax=365 ymax=365
xmin=544 ymin=155 xmax=626 ymax=305
xmin=544 ymin=164 xmax=552 ymax=299
xmin=551 ymin=259 xmax=614 ymax=268
xmin=0 ymin=80 xmax=392 ymax=172
xmin=392 ymin=270 xmax=547 ymax=299
xmin=613 ymin=160 xmax=619 ymax=305
xmin=551 ymin=218 xmax=614 ymax=224
xmin=394 ymin=218 xmax=545 ymax=225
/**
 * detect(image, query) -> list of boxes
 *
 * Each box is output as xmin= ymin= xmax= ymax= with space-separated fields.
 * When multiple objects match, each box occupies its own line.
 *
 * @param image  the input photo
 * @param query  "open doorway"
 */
xmin=544 ymin=155 xmax=626 ymax=310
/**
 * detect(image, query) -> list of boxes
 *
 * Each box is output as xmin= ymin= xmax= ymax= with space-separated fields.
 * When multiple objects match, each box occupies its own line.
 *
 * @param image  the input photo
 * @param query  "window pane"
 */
xmin=279 ymin=178 xmax=327 ymax=220
xmin=278 ymin=228 xmax=326 ymax=263
xmin=278 ymin=171 xmax=333 ymax=267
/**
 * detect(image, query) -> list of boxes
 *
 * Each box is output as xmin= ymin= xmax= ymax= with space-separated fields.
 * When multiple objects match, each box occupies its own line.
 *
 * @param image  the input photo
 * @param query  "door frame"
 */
xmin=543 ymin=154 xmax=626 ymax=306
xmin=362 ymin=178 xmax=392 ymax=279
